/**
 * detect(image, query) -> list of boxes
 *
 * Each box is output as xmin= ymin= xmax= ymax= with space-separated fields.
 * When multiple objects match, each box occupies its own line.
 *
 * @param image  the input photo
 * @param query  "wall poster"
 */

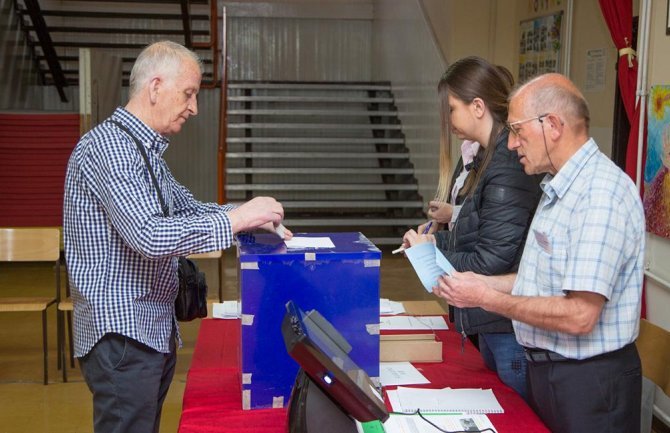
xmin=643 ymin=85 xmax=670 ymax=239
xmin=518 ymin=11 xmax=564 ymax=84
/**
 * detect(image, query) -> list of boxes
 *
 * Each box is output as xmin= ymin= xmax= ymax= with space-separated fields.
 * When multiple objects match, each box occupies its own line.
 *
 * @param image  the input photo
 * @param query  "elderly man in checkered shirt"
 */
xmin=64 ymin=40 xmax=291 ymax=433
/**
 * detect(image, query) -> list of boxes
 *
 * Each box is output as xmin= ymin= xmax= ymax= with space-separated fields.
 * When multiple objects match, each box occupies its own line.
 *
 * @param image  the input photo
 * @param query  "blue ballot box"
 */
xmin=237 ymin=232 xmax=381 ymax=410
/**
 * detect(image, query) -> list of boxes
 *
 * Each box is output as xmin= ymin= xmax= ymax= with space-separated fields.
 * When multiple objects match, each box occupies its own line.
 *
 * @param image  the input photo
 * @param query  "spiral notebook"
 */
xmin=389 ymin=387 xmax=504 ymax=414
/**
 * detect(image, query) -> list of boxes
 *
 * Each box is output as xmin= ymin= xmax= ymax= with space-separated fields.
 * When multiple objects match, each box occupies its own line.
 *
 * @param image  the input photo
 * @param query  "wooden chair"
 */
xmin=57 ymin=267 xmax=75 ymax=382
xmin=636 ymin=319 xmax=670 ymax=432
xmin=0 ymin=228 xmax=60 ymax=385
xmin=188 ymin=250 xmax=224 ymax=302
xmin=637 ymin=318 xmax=670 ymax=395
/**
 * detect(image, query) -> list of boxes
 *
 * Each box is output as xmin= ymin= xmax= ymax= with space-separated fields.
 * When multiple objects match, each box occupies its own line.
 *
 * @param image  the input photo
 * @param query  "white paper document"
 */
xmin=380 ymin=412 xmax=498 ymax=433
xmin=404 ymin=242 xmax=455 ymax=292
xmin=212 ymin=301 xmax=240 ymax=319
xmin=379 ymin=315 xmax=448 ymax=331
xmin=380 ymin=362 xmax=430 ymax=386
xmin=390 ymin=386 xmax=504 ymax=414
xmin=380 ymin=298 xmax=406 ymax=315
xmin=284 ymin=236 xmax=335 ymax=249
xmin=274 ymin=223 xmax=287 ymax=239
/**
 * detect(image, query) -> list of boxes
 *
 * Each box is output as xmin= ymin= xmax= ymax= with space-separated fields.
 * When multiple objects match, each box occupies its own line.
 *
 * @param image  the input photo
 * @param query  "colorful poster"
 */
xmin=518 ymin=12 xmax=563 ymax=84
xmin=643 ymin=85 xmax=670 ymax=238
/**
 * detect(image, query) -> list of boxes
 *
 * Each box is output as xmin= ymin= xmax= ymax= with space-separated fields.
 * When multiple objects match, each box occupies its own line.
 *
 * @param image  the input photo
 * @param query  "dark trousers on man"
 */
xmin=79 ymin=332 xmax=177 ymax=433
xmin=526 ymin=343 xmax=641 ymax=433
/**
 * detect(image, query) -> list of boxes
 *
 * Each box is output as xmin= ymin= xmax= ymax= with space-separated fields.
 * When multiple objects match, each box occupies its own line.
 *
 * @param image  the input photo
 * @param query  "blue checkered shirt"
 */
xmin=64 ymin=107 xmax=235 ymax=357
xmin=511 ymin=138 xmax=644 ymax=360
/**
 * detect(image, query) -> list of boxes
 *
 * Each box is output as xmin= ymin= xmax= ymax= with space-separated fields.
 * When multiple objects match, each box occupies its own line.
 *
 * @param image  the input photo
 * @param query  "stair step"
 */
xmin=225 ymin=184 xmax=418 ymax=191
xmin=226 ymin=137 xmax=405 ymax=144
xmin=283 ymin=218 xmax=425 ymax=226
xmin=226 ymin=168 xmax=414 ymax=175
xmin=228 ymin=123 xmax=402 ymax=130
xmin=278 ymin=200 xmax=423 ymax=209
xmin=367 ymin=237 xmax=402 ymax=246
xmin=228 ymin=96 xmax=393 ymax=103
xmin=226 ymin=152 xmax=408 ymax=159
xmin=228 ymin=109 xmax=398 ymax=116
xmin=229 ymin=82 xmax=391 ymax=91
xmin=224 ymin=82 xmax=424 ymax=242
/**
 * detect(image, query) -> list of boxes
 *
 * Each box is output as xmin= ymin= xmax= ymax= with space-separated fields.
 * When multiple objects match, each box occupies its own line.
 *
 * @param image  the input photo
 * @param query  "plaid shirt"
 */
xmin=64 ymin=107 xmax=235 ymax=357
xmin=512 ymin=139 xmax=644 ymax=360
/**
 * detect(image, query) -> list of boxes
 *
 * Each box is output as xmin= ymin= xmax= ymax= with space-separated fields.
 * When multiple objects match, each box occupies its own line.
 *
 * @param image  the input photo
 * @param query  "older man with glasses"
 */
xmin=437 ymin=73 xmax=644 ymax=433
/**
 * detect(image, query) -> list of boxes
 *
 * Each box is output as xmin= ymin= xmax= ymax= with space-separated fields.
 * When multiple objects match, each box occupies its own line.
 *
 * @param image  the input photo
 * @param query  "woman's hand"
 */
xmin=417 ymin=220 xmax=438 ymax=235
xmin=428 ymin=201 xmax=453 ymax=224
xmin=402 ymin=229 xmax=435 ymax=249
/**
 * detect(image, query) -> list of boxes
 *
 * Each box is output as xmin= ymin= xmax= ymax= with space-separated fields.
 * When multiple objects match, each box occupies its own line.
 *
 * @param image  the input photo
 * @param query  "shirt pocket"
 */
xmin=536 ymin=246 xmax=568 ymax=292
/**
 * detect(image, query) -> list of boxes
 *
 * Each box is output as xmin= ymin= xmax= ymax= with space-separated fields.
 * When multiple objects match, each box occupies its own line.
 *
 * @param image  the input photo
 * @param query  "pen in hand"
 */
xmin=392 ymin=221 xmax=434 ymax=254
xmin=422 ymin=221 xmax=434 ymax=235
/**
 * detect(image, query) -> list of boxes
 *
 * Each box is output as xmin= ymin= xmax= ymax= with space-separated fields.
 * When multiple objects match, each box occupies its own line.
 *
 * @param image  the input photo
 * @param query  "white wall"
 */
xmin=225 ymin=16 xmax=372 ymax=81
xmin=371 ymin=0 xmax=444 ymax=204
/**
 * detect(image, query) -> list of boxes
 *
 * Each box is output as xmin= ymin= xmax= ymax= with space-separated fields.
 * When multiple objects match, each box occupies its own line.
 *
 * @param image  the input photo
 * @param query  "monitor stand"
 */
xmin=287 ymin=369 xmax=358 ymax=433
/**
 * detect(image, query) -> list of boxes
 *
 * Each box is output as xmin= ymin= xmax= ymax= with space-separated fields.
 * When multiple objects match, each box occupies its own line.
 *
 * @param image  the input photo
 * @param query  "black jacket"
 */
xmin=435 ymin=131 xmax=542 ymax=334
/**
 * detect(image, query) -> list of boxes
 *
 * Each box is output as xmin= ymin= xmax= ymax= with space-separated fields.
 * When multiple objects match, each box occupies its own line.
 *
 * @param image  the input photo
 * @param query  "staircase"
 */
xmin=225 ymin=82 xmax=426 ymax=245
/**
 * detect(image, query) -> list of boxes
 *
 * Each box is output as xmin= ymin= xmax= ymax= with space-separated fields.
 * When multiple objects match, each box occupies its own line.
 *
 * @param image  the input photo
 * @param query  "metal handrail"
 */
xmin=217 ymin=5 xmax=228 ymax=204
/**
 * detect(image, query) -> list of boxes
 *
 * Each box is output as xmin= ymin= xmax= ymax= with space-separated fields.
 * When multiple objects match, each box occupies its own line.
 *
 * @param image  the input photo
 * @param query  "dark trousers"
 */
xmin=79 ymin=332 xmax=177 ymax=433
xmin=527 ymin=343 xmax=641 ymax=433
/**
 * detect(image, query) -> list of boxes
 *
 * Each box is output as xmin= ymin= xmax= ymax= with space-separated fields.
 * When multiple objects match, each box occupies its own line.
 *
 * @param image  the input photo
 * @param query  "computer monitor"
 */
xmin=282 ymin=300 xmax=388 ymax=433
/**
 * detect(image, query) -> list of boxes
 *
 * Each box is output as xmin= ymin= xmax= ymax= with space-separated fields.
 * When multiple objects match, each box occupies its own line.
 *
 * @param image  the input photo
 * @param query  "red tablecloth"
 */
xmin=179 ymin=319 xmax=549 ymax=433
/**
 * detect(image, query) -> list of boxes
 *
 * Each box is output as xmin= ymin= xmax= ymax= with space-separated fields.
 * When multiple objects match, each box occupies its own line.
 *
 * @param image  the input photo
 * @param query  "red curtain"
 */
xmin=598 ymin=0 xmax=646 ymax=318
xmin=598 ymin=0 xmax=637 ymax=122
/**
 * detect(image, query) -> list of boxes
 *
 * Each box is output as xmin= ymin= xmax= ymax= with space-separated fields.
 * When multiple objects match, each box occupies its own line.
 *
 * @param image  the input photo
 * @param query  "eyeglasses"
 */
xmin=506 ymin=113 xmax=549 ymax=136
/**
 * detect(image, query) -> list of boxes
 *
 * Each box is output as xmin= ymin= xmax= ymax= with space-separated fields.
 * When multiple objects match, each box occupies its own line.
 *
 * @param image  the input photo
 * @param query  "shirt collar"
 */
xmin=541 ymin=138 xmax=599 ymax=202
xmin=110 ymin=107 xmax=170 ymax=156
xmin=461 ymin=140 xmax=481 ymax=166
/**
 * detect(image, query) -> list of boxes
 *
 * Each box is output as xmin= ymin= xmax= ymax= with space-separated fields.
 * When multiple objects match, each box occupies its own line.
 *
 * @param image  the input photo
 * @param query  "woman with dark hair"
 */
xmin=403 ymin=56 xmax=541 ymax=399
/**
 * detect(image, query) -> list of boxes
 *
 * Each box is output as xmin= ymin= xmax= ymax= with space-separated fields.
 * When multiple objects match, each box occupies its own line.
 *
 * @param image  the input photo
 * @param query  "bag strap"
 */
xmin=108 ymin=120 xmax=169 ymax=217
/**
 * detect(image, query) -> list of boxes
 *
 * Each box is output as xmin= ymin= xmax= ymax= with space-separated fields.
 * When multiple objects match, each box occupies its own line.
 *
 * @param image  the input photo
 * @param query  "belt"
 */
xmin=523 ymin=347 xmax=570 ymax=363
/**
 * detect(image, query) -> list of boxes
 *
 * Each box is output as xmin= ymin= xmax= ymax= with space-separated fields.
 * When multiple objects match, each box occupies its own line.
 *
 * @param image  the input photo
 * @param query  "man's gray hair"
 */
xmin=128 ymin=40 xmax=203 ymax=99
xmin=511 ymin=73 xmax=591 ymax=130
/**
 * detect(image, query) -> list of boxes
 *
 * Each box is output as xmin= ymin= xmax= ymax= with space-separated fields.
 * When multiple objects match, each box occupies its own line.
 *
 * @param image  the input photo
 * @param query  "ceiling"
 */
xmin=13 ymin=0 xmax=219 ymax=102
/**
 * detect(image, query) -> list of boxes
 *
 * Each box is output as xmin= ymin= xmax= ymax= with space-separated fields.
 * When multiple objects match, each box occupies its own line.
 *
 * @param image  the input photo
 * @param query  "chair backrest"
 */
xmin=188 ymin=250 xmax=222 ymax=260
xmin=636 ymin=318 xmax=670 ymax=397
xmin=0 ymin=228 xmax=61 ymax=262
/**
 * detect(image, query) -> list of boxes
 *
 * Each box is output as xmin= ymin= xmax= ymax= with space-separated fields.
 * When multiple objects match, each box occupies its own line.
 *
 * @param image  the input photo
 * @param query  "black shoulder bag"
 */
xmin=110 ymin=120 xmax=208 ymax=321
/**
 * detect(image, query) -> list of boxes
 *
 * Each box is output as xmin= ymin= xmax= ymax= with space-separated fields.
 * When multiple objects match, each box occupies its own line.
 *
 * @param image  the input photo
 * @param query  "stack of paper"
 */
xmin=380 ymin=362 xmax=430 ymax=386
xmin=380 ymin=315 xmax=448 ymax=331
xmin=284 ymin=236 xmax=335 ymax=249
xmin=388 ymin=386 xmax=504 ymax=414
xmin=378 ymin=413 xmax=498 ymax=433
xmin=212 ymin=301 xmax=241 ymax=319
xmin=380 ymin=298 xmax=406 ymax=315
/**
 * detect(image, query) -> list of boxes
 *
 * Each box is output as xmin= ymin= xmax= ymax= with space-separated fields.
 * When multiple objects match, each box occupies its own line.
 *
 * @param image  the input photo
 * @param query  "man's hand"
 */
xmin=428 ymin=201 xmax=453 ymax=224
xmin=257 ymin=221 xmax=293 ymax=240
xmin=227 ymin=197 xmax=285 ymax=234
xmin=434 ymin=271 xmax=490 ymax=308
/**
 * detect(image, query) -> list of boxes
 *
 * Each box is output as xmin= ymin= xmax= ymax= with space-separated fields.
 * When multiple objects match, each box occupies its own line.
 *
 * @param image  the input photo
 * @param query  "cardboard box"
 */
xmin=380 ymin=333 xmax=443 ymax=363
xmin=402 ymin=300 xmax=447 ymax=316
xmin=237 ymin=232 xmax=380 ymax=410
